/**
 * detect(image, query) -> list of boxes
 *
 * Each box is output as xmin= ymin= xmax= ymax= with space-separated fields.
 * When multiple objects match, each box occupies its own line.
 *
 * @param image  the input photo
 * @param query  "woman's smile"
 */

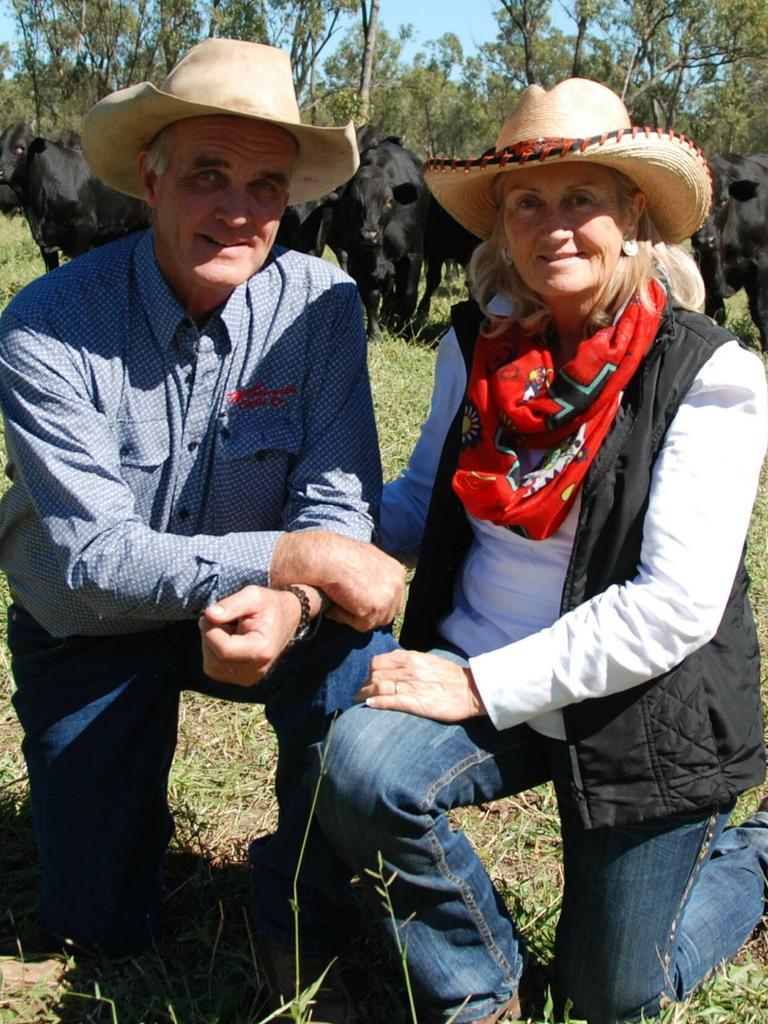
xmin=500 ymin=161 xmax=643 ymax=345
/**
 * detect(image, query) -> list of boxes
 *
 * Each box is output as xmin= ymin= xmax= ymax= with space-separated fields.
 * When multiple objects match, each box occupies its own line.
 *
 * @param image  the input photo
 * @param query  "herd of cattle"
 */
xmin=0 ymin=120 xmax=767 ymax=349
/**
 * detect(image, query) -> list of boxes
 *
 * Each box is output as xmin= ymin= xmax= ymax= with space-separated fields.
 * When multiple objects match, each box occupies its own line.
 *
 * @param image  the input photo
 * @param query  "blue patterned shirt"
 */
xmin=0 ymin=230 xmax=380 ymax=637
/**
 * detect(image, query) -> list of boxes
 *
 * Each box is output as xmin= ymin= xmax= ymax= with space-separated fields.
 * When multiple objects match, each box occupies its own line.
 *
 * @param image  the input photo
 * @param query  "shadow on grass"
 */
xmin=370 ymin=311 xmax=444 ymax=349
xmin=0 ymin=793 xmax=416 ymax=1023
xmin=0 ymin=791 xmax=265 ymax=1022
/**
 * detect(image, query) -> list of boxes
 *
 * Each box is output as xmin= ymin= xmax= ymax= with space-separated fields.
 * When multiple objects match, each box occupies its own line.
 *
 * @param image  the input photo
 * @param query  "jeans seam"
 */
xmin=661 ymin=810 xmax=720 ymax=976
xmin=423 ymin=825 xmax=519 ymax=987
xmin=421 ymin=742 xmax=519 ymax=808
xmin=419 ymin=747 xmax=521 ymax=989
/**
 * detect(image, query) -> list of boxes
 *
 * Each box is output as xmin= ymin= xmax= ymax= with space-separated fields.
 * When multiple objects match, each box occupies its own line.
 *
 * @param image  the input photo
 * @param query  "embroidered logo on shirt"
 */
xmin=227 ymin=383 xmax=298 ymax=409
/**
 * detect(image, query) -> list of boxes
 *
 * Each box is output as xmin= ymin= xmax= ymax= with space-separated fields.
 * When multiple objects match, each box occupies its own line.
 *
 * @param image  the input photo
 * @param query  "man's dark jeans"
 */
xmin=8 ymin=604 xmax=397 ymax=957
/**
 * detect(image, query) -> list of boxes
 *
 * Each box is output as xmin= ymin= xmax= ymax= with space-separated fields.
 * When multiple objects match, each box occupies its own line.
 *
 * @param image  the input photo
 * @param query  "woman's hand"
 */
xmin=357 ymin=649 xmax=487 ymax=722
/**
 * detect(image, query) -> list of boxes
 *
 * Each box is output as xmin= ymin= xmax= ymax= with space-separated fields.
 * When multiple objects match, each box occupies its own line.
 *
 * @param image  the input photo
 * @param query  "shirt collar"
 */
xmin=134 ymin=229 xmax=251 ymax=351
xmin=488 ymin=292 xmax=631 ymax=325
xmin=134 ymin=230 xmax=190 ymax=349
xmin=488 ymin=293 xmax=515 ymax=317
xmin=218 ymin=280 xmax=249 ymax=343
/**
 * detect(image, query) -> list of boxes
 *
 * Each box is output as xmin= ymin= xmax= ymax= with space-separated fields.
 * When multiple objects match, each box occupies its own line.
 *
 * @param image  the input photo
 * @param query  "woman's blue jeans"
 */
xmin=316 ymin=701 xmax=768 ymax=1024
xmin=8 ymin=604 xmax=398 ymax=957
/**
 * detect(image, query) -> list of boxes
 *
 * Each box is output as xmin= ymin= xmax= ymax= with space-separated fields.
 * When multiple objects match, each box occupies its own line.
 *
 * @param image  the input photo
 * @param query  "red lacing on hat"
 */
xmin=675 ymin=134 xmax=703 ymax=158
xmin=520 ymin=137 xmax=564 ymax=160
xmin=425 ymin=126 xmax=708 ymax=174
xmin=538 ymin=142 xmax=563 ymax=161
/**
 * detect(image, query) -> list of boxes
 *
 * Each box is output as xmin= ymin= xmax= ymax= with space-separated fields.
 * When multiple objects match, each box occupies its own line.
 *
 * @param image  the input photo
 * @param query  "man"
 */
xmin=0 ymin=38 xmax=403 ymax=1021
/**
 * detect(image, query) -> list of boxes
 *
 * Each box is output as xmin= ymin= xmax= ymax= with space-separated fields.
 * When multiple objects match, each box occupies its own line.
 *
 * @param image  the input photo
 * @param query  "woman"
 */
xmin=315 ymin=79 xmax=768 ymax=1023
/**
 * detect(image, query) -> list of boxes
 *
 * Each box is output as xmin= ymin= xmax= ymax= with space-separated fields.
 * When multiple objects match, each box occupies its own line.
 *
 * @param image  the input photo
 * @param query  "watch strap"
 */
xmin=277 ymin=585 xmax=312 ymax=646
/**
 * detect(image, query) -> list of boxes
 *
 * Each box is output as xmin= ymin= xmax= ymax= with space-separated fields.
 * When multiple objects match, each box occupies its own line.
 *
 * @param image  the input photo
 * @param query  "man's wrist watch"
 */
xmin=277 ymin=585 xmax=331 ymax=646
xmin=278 ymin=584 xmax=312 ymax=646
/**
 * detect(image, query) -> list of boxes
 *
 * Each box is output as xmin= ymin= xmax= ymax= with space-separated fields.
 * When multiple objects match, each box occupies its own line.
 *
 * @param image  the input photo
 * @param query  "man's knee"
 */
xmin=315 ymin=705 xmax=426 ymax=855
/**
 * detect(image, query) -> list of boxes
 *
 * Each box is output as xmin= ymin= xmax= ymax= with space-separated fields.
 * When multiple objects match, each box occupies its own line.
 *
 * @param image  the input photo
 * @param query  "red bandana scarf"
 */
xmin=453 ymin=280 xmax=667 ymax=540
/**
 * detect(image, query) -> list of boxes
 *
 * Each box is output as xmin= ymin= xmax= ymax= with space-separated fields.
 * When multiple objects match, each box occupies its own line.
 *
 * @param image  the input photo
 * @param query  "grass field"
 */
xmin=0 ymin=215 xmax=765 ymax=1023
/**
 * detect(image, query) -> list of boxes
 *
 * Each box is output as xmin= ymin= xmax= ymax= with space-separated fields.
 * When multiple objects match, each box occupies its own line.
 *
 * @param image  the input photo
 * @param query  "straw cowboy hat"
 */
xmin=82 ymin=38 xmax=359 ymax=204
xmin=424 ymin=78 xmax=711 ymax=243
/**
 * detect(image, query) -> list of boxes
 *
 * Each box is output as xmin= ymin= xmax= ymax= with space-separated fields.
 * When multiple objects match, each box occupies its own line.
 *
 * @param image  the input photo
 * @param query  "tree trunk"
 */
xmin=359 ymin=0 xmax=380 ymax=122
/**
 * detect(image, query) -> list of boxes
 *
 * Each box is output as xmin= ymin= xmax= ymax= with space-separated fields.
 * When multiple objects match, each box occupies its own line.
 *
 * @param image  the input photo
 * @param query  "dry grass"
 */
xmin=0 ymin=218 xmax=765 ymax=1022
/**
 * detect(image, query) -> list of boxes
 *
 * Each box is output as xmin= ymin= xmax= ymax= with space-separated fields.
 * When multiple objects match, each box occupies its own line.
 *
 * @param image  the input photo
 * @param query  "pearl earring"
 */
xmin=501 ymin=247 xmax=513 ymax=265
xmin=622 ymin=238 xmax=639 ymax=257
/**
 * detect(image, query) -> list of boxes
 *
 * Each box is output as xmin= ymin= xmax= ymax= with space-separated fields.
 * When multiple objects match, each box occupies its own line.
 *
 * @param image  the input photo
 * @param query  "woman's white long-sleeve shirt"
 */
xmin=380 ymin=312 xmax=768 ymax=740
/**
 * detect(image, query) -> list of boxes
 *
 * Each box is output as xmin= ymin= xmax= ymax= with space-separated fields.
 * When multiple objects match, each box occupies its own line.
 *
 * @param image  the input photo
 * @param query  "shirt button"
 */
xmin=178 ymin=508 xmax=190 ymax=520
xmin=187 ymin=440 xmax=198 ymax=452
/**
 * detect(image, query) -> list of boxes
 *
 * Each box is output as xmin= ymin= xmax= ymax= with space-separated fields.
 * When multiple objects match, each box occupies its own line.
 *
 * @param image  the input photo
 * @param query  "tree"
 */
xmin=480 ymin=0 xmax=768 ymax=152
xmin=5 ymin=0 xmax=768 ymax=164
xmin=493 ymin=0 xmax=553 ymax=85
xmin=358 ymin=0 xmax=379 ymax=121
xmin=316 ymin=21 xmax=409 ymax=129
xmin=610 ymin=0 xmax=768 ymax=129
xmin=11 ymin=0 xmax=167 ymax=129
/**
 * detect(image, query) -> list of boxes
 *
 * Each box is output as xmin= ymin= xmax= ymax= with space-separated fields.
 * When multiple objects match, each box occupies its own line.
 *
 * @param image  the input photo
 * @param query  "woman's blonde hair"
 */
xmin=469 ymin=167 xmax=705 ymax=336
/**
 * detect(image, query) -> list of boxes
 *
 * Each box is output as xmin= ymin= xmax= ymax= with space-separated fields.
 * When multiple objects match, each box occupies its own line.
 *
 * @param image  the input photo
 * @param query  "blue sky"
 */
xmin=373 ymin=0 xmax=501 ymax=59
xmin=0 ymin=0 xmax=503 ymax=62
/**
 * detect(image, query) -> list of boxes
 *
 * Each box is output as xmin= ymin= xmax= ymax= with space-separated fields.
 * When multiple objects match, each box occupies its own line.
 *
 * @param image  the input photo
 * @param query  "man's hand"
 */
xmin=199 ymin=585 xmax=303 ymax=686
xmin=271 ymin=531 xmax=405 ymax=632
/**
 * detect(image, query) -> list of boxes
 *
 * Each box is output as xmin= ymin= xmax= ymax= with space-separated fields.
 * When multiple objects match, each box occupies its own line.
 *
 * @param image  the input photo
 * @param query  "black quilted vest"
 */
xmin=401 ymin=299 xmax=765 ymax=828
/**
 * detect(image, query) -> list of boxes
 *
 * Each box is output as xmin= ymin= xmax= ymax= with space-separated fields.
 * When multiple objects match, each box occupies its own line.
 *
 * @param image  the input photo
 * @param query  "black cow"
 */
xmin=333 ymin=137 xmax=430 ymax=338
xmin=0 ymin=181 xmax=19 ymax=217
xmin=276 ymin=125 xmax=401 ymax=269
xmin=691 ymin=152 xmax=768 ymax=350
xmin=417 ymin=196 xmax=481 ymax=318
xmin=0 ymin=122 xmax=149 ymax=271
xmin=276 ymin=194 xmax=340 ymax=261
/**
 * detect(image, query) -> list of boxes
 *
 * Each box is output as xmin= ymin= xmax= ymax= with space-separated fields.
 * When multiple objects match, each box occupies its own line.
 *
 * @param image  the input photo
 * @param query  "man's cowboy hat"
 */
xmin=82 ymin=38 xmax=359 ymax=203
xmin=424 ymin=78 xmax=711 ymax=243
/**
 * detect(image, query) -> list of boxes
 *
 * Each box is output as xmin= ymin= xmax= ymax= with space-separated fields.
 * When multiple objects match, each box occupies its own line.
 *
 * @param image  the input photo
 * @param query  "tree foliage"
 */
xmin=2 ymin=0 xmax=768 ymax=158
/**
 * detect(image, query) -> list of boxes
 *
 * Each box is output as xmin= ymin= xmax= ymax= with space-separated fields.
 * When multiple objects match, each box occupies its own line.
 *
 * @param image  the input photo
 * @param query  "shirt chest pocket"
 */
xmin=220 ymin=409 xmax=302 ymax=463
xmin=214 ymin=409 xmax=303 ymax=532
